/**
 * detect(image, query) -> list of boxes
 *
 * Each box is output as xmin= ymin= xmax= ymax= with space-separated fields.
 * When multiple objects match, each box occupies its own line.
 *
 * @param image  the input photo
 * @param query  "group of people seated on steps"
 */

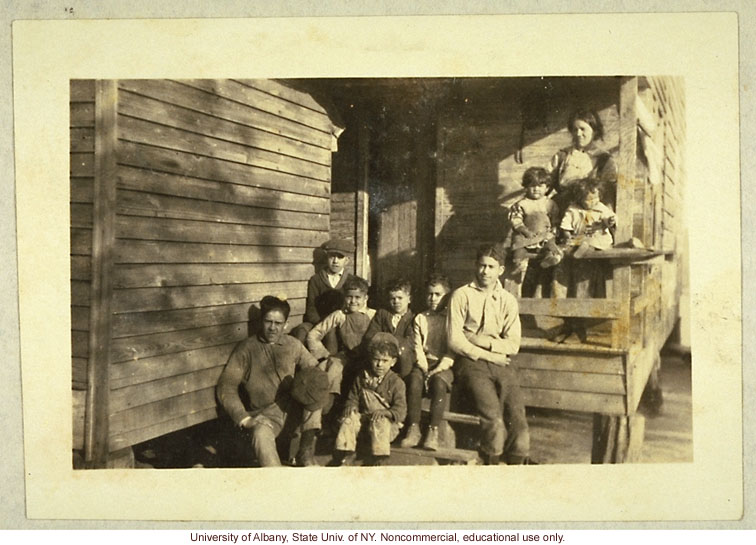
xmin=215 ymin=108 xmax=620 ymax=468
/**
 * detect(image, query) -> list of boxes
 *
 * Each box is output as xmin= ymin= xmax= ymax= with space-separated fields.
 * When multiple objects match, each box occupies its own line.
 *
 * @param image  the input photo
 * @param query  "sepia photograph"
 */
xmin=10 ymin=13 xmax=741 ymax=522
xmin=69 ymin=76 xmax=691 ymax=470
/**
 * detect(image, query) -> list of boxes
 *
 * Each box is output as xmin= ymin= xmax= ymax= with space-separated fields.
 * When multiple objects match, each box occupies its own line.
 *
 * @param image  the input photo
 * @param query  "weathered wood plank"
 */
xmin=110 ymin=322 xmax=248 ymax=363
xmin=118 ymin=89 xmax=332 ymax=165
xmin=71 ymin=80 xmax=95 ymax=102
xmin=85 ymin=79 xmax=118 ymax=467
xmin=118 ymin=115 xmax=331 ymax=182
xmin=518 ymin=297 xmax=621 ymax=319
xmin=116 ymin=215 xmax=328 ymax=248
xmin=519 ymin=336 xmax=624 ymax=355
xmin=117 ymin=141 xmax=329 ymax=198
xmin=110 ymin=365 xmax=225 ymax=413
xmin=71 ymin=255 xmax=91 ymax=281
xmin=181 ymin=79 xmax=333 ymax=134
xmin=71 ymin=228 xmax=92 ymax=255
xmin=118 ymin=79 xmax=332 ymax=149
xmin=114 ymin=239 xmax=315 ymax=265
xmin=516 ymin=350 xmax=624 ymax=375
xmin=109 ymin=406 xmax=218 ymax=453
xmin=113 ymin=281 xmax=307 ymax=313
xmin=518 ymin=368 xmax=626 ymax=395
xmin=72 ymin=330 xmax=89 ymax=358
xmin=70 ymin=203 xmax=93 ymax=227
xmin=235 ymin=79 xmax=329 ymax=115
xmin=117 ymin=165 xmax=329 ymax=214
xmin=71 ymin=305 xmax=90 ymax=331
xmin=73 ymin=357 xmax=89 ymax=387
xmin=521 ymin=387 xmax=626 ymax=415
xmin=109 ymin=386 xmax=217 ymax=437
xmin=71 ymin=280 xmax=91 ymax=306
xmin=110 ymin=343 xmax=237 ymax=389
xmin=71 ymin=127 xmax=95 ymax=152
xmin=70 ymin=178 xmax=94 ymax=203
xmin=70 ymin=152 xmax=94 ymax=177
xmin=112 ymin=298 xmax=305 ymax=337
xmin=70 ymin=103 xmax=95 ymax=127
xmin=112 ymin=262 xmax=314 ymax=289
xmin=73 ymin=389 xmax=86 ymax=451
xmin=116 ymin=189 xmax=329 ymax=231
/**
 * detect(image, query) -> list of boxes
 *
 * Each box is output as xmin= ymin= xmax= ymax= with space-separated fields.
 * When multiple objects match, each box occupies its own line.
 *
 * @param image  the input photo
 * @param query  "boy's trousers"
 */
xmin=334 ymin=413 xmax=400 ymax=456
xmin=454 ymin=357 xmax=530 ymax=458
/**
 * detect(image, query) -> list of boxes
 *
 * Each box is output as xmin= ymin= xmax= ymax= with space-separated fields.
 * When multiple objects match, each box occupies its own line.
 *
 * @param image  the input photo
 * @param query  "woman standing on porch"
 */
xmin=546 ymin=109 xmax=618 ymax=213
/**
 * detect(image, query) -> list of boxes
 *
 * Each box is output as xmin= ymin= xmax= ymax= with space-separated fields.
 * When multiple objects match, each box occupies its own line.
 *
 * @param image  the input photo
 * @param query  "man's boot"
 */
xmin=296 ymin=429 xmax=319 ymax=467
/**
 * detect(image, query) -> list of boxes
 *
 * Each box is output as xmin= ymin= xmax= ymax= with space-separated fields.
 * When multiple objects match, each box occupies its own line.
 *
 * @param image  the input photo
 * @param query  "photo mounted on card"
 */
xmin=14 ymin=14 xmax=741 ymax=521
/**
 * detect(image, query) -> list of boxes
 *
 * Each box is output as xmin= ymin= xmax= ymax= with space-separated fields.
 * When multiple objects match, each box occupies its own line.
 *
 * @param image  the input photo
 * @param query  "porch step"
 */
xmin=420 ymin=398 xmax=479 ymax=426
xmin=391 ymin=445 xmax=481 ymax=465
xmin=520 ymin=335 xmax=625 ymax=355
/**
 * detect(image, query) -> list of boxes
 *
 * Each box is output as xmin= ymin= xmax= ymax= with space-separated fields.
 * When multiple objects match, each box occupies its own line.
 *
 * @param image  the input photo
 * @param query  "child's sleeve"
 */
xmin=362 ymin=310 xmax=386 ymax=345
xmin=306 ymin=310 xmax=344 ymax=361
xmin=413 ymin=314 xmax=429 ymax=372
xmin=388 ymin=375 xmax=407 ymax=424
xmin=303 ymin=275 xmax=320 ymax=325
xmin=397 ymin=313 xmax=416 ymax=369
xmin=560 ymin=207 xmax=576 ymax=232
xmin=508 ymin=201 xmax=526 ymax=231
xmin=343 ymin=377 xmax=361 ymax=415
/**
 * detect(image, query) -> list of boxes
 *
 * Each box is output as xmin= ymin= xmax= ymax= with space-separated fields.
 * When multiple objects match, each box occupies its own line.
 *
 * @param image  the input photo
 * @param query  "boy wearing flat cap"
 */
xmin=216 ymin=296 xmax=328 ymax=467
xmin=291 ymin=238 xmax=357 ymax=350
xmin=331 ymin=333 xmax=407 ymax=466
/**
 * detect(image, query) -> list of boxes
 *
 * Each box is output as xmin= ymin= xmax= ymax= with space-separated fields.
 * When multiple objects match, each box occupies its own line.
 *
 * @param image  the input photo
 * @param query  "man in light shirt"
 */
xmin=447 ymin=243 xmax=534 ymax=465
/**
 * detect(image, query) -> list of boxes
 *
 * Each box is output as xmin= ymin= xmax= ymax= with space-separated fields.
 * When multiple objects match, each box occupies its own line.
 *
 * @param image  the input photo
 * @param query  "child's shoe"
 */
xmin=573 ymin=241 xmax=592 ymax=259
xmin=327 ymin=450 xmax=353 ymax=467
xmin=368 ymin=455 xmax=391 ymax=466
xmin=422 ymin=426 xmax=439 ymax=451
xmin=400 ymin=423 xmax=422 ymax=448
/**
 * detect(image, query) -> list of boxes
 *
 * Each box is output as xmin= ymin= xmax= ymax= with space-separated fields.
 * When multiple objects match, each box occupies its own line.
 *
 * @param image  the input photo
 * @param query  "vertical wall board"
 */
xmin=85 ymin=80 xmax=118 ymax=466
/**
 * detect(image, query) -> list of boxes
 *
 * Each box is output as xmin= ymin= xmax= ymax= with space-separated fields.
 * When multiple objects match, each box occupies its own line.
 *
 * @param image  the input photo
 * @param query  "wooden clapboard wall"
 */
xmin=71 ymin=79 xmax=337 ymax=460
xmin=647 ymin=76 xmax=686 ymax=337
xmin=434 ymin=78 xmax=620 ymax=288
xmin=71 ymin=80 xmax=96 ymax=451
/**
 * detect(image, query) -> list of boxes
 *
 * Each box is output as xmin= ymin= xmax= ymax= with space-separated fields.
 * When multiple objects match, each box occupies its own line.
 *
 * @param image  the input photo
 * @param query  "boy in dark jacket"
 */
xmin=363 ymin=278 xmax=416 ymax=379
xmin=291 ymin=238 xmax=356 ymax=350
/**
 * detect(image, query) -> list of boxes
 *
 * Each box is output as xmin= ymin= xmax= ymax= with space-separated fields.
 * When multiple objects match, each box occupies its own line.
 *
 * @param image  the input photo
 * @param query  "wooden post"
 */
xmin=84 ymin=80 xmax=118 ymax=467
xmin=354 ymin=121 xmax=370 ymax=280
xmin=610 ymin=77 xmax=638 ymax=355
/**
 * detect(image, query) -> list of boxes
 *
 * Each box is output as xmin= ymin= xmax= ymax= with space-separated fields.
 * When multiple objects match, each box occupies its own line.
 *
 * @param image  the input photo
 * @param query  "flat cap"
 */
xmin=322 ymin=238 xmax=354 ymax=255
xmin=291 ymin=366 xmax=330 ymax=411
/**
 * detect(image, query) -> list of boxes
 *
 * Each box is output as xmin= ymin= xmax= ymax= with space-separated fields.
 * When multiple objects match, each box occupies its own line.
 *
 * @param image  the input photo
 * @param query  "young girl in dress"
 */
xmin=547 ymin=109 xmax=618 ymax=213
